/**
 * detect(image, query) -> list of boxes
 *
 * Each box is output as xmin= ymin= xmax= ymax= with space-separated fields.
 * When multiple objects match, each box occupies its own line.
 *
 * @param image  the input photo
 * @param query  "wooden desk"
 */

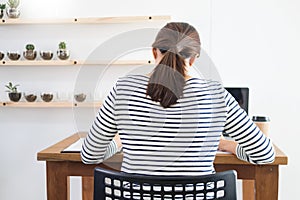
xmin=37 ymin=133 xmax=288 ymax=200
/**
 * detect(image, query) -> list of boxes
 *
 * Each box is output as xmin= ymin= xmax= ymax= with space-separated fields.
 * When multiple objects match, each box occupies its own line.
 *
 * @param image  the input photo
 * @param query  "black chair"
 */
xmin=94 ymin=167 xmax=237 ymax=200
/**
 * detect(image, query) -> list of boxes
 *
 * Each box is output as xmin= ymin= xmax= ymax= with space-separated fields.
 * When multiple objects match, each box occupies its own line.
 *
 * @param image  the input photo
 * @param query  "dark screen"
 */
xmin=225 ymin=87 xmax=249 ymax=113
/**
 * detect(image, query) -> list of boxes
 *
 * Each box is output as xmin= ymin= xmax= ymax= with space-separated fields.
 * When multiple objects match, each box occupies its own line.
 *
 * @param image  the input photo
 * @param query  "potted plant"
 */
xmin=24 ymin=92 xmax=37 ymax=102
xmin=57 ymin=41 xmax=70 ymax=60
xmin=40 ymin=51 xmax=53 ymax=60
xmin=5 ymin=82 xmax=21 ymax=102
xmin=41 ymin=92 xmax=54 ymax=102
xmin=0 ymin=4 xmax=5 ymax=18
xmin=6 ymin=0 xmax=20 ymax=18
xmin=7 ymin=51 xmax=20 ymax=60
xmin=74 ymin=93 xmax=87 ymax=102
xmin=23 ymin=44 xmax=37 ymax=60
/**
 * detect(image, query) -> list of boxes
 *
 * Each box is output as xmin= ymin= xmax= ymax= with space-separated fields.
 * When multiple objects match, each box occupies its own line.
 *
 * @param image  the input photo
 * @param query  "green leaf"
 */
xmin=5 ymin=82 xmax=19 ymax=93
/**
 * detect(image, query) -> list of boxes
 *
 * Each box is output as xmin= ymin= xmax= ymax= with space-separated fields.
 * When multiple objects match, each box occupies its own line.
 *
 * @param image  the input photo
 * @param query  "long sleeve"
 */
xmin=223 ymin=90 xmax=275 ymax=164
xmin=81 ymin=85 xmax=118 ymax=164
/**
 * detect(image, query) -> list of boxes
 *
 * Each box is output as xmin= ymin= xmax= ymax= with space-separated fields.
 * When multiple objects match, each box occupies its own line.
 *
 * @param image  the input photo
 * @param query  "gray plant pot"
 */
xmin=40 ymin=51 xmax=53 ymax=60
xmin=24 ymin=93 xmax=37 ymax=102
xmin=7 ymin=52 xmax=21 ymax=61
xmin=57 ymin=49 xmax=70 ymax=60
xmin=23 ymin=50 xmax=37 ymax=60
xmin=9 ymin=92 xmax=21 ymax=102
xmin=6 ymin=8 xmax=20 ymax=18
xmin=74 ymin=93 xmax=87 ymax=102
xmin=41 ymin=93 xmax=53 ymax=102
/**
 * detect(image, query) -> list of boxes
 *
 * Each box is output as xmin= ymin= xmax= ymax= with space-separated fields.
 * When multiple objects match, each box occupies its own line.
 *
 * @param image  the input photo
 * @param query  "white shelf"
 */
xmin=1 ymin=101 xmax=102 ymax=108
xmin=0 ymin=16 xmax=171 ymax=25
xmin=0 ymin=60 xmax=154 ymax=66
xmin=77 ymin=60 xmax=153 ymax=66
xmin=0 ymin=60 xmax=76 ymax=66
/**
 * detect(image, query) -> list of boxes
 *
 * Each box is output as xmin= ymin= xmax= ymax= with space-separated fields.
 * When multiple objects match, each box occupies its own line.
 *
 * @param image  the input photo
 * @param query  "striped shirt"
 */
xmin=81 ymin=75 xmax=275 ymax=176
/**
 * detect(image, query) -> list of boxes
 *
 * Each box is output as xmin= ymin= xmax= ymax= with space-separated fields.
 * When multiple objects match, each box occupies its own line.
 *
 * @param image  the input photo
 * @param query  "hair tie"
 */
xmin=169 ymin=45 xmax=178 ymax=54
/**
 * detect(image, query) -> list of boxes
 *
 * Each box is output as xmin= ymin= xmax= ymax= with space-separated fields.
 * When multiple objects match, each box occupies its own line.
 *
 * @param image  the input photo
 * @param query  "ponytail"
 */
xmin=146 ymin=49 xmax=186 ymax=108
xmin=147 ymin=22 xmax=201 ymax=108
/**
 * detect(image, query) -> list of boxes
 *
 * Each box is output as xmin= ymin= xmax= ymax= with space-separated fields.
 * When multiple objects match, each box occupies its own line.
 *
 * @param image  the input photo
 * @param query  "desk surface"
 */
xmin=37 ymin=133 xmax=288 ymax=166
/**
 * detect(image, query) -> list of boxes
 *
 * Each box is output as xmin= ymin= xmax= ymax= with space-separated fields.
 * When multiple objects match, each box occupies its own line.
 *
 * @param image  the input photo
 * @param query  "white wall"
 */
xmin=211 ymin=0 xmax=299 ymax=198
xmin=0 ymin=0 xmax=297 ymax=199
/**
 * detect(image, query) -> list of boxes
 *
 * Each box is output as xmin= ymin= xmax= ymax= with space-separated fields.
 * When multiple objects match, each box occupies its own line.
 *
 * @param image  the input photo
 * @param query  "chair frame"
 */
xmin=94 ymin=167 xmax=237 ymax=200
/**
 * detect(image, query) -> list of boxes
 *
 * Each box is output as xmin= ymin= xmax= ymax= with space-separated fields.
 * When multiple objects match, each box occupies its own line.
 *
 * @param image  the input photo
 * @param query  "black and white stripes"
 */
xmin=81 ymin=75 xmax=275 ymax=175
xmin=223 ymin=91 xmax=275 ymax=164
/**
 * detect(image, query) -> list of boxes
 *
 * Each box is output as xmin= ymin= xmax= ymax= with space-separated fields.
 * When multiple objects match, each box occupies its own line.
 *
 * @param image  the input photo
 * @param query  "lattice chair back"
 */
xmin=94 ymin=168 xmax=237 ymax=200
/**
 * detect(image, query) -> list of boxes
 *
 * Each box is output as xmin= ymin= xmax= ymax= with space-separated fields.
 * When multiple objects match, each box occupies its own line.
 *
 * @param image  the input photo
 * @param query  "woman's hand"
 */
xmin=218 ymin=135 xmax=238 ymax=155
xmin=113 ymin=133 xmax=122 ymax=150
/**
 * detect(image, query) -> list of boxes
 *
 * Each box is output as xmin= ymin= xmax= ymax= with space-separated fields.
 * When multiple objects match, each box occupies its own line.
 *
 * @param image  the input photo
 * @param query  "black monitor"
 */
xmin=225 ymin=87 xmax=249 ymax=113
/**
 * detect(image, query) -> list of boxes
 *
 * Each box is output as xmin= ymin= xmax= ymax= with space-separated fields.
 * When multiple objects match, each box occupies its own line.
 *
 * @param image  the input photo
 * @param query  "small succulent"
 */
xmin=58 ymin=41 xmax=67 ymax=50
xmin=0 ymin=4 xmax=6 ymax=10
xmin=7 ymin=0 xmax=19 ymax=8
xmin=5 ymin=82 xmax=19 ymax=93
xmin=25 ymin=44 xmax=35 ymax=51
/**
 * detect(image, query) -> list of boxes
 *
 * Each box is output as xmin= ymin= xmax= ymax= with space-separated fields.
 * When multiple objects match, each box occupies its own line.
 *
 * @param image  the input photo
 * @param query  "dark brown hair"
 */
xmin=146 ymin=22 xmax=201 ymax=108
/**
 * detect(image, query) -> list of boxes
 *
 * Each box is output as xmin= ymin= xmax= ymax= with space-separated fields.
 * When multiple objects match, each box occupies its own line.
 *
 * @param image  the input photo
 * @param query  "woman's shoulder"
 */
xmin=117 ymin=74 xmax=149 ymax=85
xmin=119 ymin=74 xmax=148 ymax=80
xmin=186 ymin=77 xmax=223 ymax=88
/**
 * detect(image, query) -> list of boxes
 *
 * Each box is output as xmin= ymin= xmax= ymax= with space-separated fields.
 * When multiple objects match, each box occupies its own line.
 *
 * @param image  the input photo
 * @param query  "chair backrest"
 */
xmin=94 ymin=167 xmax=237 ymax=200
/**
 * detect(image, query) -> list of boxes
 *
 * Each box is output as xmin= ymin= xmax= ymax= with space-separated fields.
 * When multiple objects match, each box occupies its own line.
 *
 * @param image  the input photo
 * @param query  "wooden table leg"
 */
xmin=255 ymin=165 xmax=279 ymax=200
xmin=243 ymin=180 xmax=255 ymax=200
xmin=82 ymin=176 xmax=94 ymax=200
xmin=46 ymin=161 xmax=70 ymax=200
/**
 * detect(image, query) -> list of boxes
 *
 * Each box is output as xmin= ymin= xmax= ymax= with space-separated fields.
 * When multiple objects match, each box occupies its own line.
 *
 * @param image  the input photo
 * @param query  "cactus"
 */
xmin=25 ymin=44 xmax=35 ymax=51
xmin=59 ymin=41 xmax=67 ymax=50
